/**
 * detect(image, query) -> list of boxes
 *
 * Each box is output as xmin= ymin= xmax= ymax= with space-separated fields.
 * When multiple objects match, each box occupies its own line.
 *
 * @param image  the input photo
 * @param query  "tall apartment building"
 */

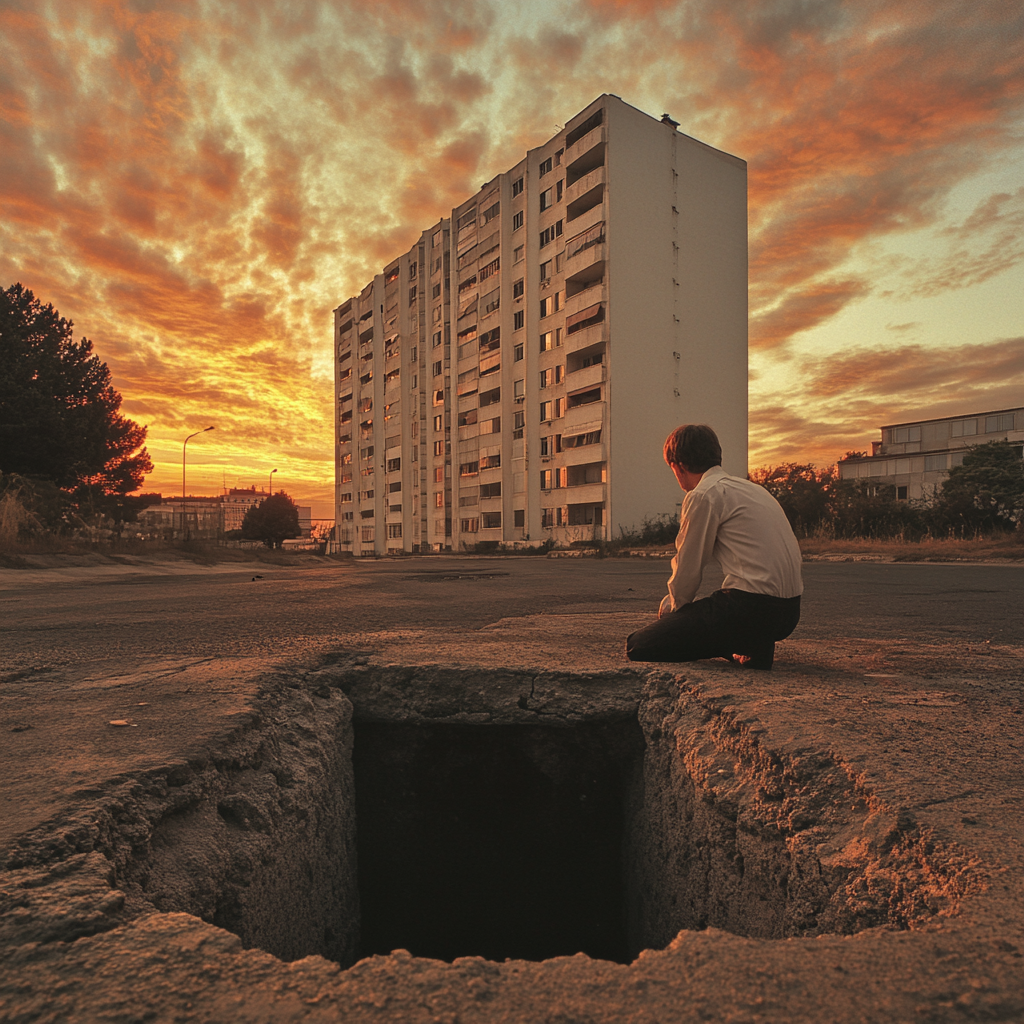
xmin=333 ymin=95 xmax=748 ymax=555
xmin=839 ymin=407 xmax=1024 ymax=500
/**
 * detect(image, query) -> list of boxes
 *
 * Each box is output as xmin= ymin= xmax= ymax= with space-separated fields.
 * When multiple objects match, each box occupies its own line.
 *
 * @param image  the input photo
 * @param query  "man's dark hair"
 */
xmin=663 ymin=424 xmax=722 ymax=473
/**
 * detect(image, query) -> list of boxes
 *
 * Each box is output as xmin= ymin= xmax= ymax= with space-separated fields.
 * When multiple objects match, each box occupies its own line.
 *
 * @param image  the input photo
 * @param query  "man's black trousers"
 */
xmin=625 ymin=588 xmax=801 ymax=667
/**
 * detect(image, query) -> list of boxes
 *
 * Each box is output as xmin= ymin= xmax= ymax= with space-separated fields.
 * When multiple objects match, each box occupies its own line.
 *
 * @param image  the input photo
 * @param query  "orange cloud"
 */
xmin=750 ymin=337 xmax=1024 ymax=468
xmin=1 ymin=0 xmax=1021 ymax=514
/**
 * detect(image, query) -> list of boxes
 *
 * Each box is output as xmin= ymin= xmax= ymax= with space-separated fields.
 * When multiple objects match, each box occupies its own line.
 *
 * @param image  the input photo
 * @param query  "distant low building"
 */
xmin=839 ymin=407 xmax=1024 ymax=500
xmin=138 ymin=489 xmax=312 ymax=539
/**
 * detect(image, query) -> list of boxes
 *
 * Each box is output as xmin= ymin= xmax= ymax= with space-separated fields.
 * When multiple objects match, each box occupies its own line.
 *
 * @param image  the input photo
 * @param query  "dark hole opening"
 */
xmin=353 ymin=718 xmax=644 ymax=964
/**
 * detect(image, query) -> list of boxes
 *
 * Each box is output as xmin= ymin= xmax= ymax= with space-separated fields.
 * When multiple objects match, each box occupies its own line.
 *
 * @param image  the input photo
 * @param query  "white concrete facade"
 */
xmin=839 ymin=407 xmax=1024 ymax=500
xmin=333 ymin=95 xmax=748 ymax=555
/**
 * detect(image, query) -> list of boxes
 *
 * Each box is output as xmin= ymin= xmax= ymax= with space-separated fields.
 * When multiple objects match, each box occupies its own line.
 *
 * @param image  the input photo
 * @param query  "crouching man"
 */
xmin=625 ymin=424 xmax=802 ymax=670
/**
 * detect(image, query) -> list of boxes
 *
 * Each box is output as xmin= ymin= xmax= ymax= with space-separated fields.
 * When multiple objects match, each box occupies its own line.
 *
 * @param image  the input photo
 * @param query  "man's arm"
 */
xmin=660 ymin=490 xmax=719 ymax=615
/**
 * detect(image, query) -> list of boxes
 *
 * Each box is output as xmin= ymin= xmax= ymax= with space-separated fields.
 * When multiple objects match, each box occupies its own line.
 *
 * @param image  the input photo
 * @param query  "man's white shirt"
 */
xmin=659 ymin=466 xmax=804 ymax=616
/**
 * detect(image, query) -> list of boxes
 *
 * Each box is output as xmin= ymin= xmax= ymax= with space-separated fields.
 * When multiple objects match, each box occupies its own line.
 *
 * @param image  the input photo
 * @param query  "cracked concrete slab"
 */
xmin=1 ymin=561 xmax=1023 ymax=1022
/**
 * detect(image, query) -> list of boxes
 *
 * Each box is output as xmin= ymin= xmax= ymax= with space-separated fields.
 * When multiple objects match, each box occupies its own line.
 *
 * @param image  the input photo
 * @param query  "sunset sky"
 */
xmin=2 ymin=0 xmax=1022 ymax=517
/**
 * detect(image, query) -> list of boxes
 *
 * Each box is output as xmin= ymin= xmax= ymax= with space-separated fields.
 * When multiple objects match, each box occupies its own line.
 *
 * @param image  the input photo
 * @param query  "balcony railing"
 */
xmin=564 ymin=122 xmax=606 ymax=172
xmin=564 ymin=165 xmax=606 ymax=209
xmin=565 ymin=361 xmax=606 ymax=391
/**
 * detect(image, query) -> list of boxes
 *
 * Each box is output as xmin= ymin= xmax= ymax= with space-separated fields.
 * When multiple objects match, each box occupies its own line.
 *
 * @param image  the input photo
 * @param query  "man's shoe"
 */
xmin=731 ymin=642 xmax=775 ymax=670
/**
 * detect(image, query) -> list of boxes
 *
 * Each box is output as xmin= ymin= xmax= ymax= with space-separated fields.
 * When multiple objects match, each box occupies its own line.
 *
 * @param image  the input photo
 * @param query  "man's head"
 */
xmin=663 ymin=424 xmax=722 ymax=475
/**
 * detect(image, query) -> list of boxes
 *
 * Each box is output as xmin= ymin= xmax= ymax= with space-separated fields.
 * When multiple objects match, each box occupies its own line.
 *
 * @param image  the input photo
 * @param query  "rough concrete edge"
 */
xmin=645 ymin=669 xmax=989 ymax=935
xmin=0 ymin=659 xmax=359 ymax=952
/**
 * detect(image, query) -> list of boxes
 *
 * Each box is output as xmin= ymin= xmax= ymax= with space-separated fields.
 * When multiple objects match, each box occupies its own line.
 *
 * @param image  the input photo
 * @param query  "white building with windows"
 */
xmin=332 ymin=95 xmax=748 ymax=555
xmin=838 ymin=408 xmax=1024 ymax=500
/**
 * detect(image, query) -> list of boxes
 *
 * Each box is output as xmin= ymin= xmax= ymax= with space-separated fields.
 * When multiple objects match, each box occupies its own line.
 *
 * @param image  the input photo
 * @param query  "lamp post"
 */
xmin=268 ymin=468 xmax=277 ymax=496
xmin=182 ymin=426 xmax=215 ymax=538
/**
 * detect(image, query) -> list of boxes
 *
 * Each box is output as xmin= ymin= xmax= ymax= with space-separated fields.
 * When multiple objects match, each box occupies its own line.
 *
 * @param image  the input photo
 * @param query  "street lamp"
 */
xmin=182 ymin=426 xmax=215 ymax=537
xmin=268 ymin=468 xmax=277 ymax=495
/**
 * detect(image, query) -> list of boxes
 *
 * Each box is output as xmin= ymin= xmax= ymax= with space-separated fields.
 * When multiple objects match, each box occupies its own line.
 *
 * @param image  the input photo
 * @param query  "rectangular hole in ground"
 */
xmin=353 ymin=719 xmax=644 ymax=964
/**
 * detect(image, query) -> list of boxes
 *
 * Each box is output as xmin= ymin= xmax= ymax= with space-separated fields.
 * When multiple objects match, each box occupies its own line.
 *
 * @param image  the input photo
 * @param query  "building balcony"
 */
xmin=564 ymin=123 xmax=606 ymax=179
xmin=565 ymin=319 xmax=608 ymax=355
xmin=563 ymin=400 xmax=605 ymax=435
xmin=564 ymin=165 xmax=606 ymax=212
xmin=564 ymin=481 xmax=606 ymax=505
xmin=562 ymin=440 xmax=606 ymax=467
xmin=564 ymin=361 xmax=606 ymax=392
xmin=564 ymin=281 xmax=606 ymax=320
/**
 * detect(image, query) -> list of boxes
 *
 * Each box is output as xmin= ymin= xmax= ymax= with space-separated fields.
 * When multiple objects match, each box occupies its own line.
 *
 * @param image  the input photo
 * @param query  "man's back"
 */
xmin=691 ymin=468 xmax=803 ymax=600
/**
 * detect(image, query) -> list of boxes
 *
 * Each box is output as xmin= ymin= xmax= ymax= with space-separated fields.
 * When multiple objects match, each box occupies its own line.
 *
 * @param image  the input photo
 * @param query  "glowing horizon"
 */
xmin=2 ymin=0 xmax=1022 ymax=519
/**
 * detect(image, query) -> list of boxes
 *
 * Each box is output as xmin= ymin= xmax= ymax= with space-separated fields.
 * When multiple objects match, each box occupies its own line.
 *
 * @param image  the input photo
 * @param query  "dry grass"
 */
xmin=799 ymin=533 xmax=1024 ymax=562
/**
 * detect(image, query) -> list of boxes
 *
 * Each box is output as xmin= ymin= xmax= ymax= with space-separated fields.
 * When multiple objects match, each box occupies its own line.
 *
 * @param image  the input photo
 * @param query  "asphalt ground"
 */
xmin=2 ymin=557 xmax=1023 ymax=674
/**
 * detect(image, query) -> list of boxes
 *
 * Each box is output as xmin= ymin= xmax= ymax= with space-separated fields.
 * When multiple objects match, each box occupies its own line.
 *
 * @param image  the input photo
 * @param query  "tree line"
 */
xmin=1 ymin=283 xmax=300 ymax=548
xmin=751 ymin=443 xmax=1024 ymax=540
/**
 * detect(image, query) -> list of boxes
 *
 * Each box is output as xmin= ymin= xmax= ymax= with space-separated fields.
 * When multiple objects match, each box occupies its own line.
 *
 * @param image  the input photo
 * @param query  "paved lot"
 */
xmin=2 ymin=555 xmax=1023 ymax=1023
xmin=3 ymin=557 xmax=1023 ymax=672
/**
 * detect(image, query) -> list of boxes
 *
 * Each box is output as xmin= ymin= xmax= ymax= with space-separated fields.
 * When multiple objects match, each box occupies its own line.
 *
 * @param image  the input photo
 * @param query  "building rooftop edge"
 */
xmin=878 ymin=406 xmax=1024 ymax=431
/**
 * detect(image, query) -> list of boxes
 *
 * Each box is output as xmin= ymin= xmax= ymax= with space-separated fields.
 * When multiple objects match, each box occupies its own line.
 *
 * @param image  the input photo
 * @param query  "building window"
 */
xmin=513 ymin=278 xmax=524 ymax=299
xmin=513 ymin=411 xmax=525 ymax=439
xmin=341 ymin=511 xmax=353 ymax=522
xmin=389 ymin=481 xmax=402 ymax=493
xmin=386 ymin=457 xmax=401 ymax=473
xmin=388 ymin=524 xmax=403 ymax=539
xmin=514 ymin=509 xmax=525 ymax=528
xmin=340 ymin=492 xmax=352 ymax=504
xmin=541 ymin=506 xmax=565 ymax=528
xmin=513 ymin=310 xmax=524 ymax=330
xmin=460 ymin=461 xmax=480 ymax=477
xmin=513 ymin=211 xmax=524 ymax=231
xmin=481 ymin=512 xmax=502 ymax=529
xmin=433 ymin=230 xmax=441 ymax=248
xmin=480 ymin=454 xmax=501 ymax=470
xmin=480 ymin=386 xmax=501 ymax=407
xmin=514 ymin=343 xmax=524 ymax=362
xmin=567 ymin=388 xmax=600 ymax=409
xmin=539 ymin=157 xmax=552 ymax=176
xmin=461 ymin=517 xmax=479 ymax=533
xmin=434 ymin=492 xmax=445 ymax=508
xmin=950 ymin=418 xmax=978 ymax=437
xmin=540 ymin=188 xmax=552 ymax=211
xmin=432 ymin=283 xmax=441 ymax=299
xmin=892 ymin=425 xmax=922 ymax=443
xmin=433 ymin=440 xmax=445 ymax=456
xmin=432 ymin=360 xmax=442 ymax=377
xmin=512 ymin=177 xmax=524 ymax=197
xmin=361 ymin=526 xmax=375 ymax=542
xmin=482 ymin=201 xmax=500 ymax=223
xmin=563 ymin=429 xmax=601 ymax=449
xmin=513 ymin=245 xmax=524 ymax=264
xmin=539 ymin=221 xmax=563 ymax=248
xmin=556 ymin=179 xmax=563 ymax=202
xmin=480 ymin=482 xmax=501 ymax=498
xmin=540 ymin=260 xmax=552 ymax=282
xmin=986 ymin=413 xmax=1015 ymax=432
xmin=480 ymin=416 xmax=500 ymax=435
xmin=896 ymin=486 xmax=908 ymax=500
xmin=433 ymin=389 xmax=444 ymax=406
